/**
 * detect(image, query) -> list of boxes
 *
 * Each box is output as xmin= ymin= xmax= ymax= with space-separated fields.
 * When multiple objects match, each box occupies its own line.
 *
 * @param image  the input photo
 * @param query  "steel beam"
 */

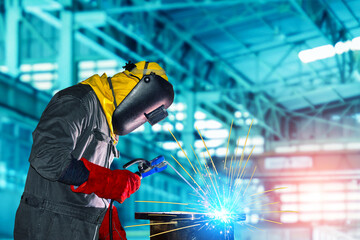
xmin=58 ymin=8 xmax=75 ymax=89
xmin=22 ymin=15 xmax=57 ymax=56
xmin=5 ymin=0 xmax=21 ymax=77
xmin=183 ymin=90 xmax=196 ymax=159
xmin=25 ymin=8 xmax=127 ymax=64
xmin=0 ymin=72 xmax=51 ymax=120
xmin=148 ymin=13 xmax=284 ymax=137
xmin=106 ymin=0 xmax=250 ymax=14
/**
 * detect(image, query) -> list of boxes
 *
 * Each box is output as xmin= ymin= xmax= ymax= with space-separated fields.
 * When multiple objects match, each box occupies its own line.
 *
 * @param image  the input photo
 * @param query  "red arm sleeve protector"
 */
xmin=71 ymin=158 xmax=141 ymax=203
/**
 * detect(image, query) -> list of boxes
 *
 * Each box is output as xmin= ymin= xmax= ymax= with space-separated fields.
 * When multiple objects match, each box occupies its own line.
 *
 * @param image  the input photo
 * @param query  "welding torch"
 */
xmin=108 ymin=156 xmax=168 ymax=240
xmin=123 ymin=155 xmax=168 ymax=179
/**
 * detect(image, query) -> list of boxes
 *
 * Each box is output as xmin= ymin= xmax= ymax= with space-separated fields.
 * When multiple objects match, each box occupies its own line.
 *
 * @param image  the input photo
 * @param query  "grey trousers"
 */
xmin=14 ymin=193 xmax=106 ymax=240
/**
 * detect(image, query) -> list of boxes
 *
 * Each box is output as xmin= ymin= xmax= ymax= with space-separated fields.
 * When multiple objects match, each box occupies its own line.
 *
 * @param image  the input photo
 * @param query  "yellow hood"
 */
xmin=80 ymin=61 xmax=168 ymax=141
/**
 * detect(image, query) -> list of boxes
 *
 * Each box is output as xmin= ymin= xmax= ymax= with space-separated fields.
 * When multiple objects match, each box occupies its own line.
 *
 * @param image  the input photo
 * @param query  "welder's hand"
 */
xmin=71 ymin=158 xmax=141 ymax=203
xmin=99 ymin=205 xmax=127 ymax=240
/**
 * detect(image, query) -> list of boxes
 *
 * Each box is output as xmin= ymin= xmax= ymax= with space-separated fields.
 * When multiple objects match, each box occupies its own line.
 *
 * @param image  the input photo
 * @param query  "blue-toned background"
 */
xmin=1 ymin=0 xmax=360 ymax=239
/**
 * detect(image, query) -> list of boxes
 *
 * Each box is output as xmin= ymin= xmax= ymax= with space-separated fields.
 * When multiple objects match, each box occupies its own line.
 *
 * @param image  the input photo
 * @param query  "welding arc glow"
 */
xmin=213 ymin=208 xmax=231 ymax=223
xmin=133 ymin=120 xmax=292 ymax=238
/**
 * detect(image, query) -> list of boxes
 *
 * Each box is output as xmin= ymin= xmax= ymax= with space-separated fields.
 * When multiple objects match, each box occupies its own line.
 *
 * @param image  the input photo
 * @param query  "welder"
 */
xmin=13 ymin=61 xmax=174 ymax=240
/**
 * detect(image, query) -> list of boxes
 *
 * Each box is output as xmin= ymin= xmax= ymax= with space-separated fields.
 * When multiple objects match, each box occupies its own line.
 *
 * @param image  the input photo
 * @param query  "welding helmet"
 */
xmin=111 ymin=61 xmax=174 ymax=135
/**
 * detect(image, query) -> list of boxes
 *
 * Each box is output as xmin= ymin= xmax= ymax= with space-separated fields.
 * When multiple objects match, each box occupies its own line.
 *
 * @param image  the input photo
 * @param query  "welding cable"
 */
xmin=108 ymin=199 xmax=124 ymax=240
xmin=109 ymin=199 xmax=114 ymax=240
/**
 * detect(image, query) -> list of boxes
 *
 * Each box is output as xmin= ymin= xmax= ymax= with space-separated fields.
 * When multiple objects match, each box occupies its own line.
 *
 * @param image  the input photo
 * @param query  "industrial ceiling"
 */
xmin=1 ymin=0 xmax=360 ymax=156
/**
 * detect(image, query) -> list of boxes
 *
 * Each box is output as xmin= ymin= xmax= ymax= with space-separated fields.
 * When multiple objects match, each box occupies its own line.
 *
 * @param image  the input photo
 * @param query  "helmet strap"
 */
xmin=107 ymin=77 xmax=118 ymax=108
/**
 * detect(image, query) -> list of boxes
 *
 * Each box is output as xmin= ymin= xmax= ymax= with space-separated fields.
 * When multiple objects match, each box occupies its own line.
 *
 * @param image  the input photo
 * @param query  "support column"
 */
xmin=58 ymin=6 xmax=75 ymax=90
xmin=5 ymin=0 xmax=21 ymax=77
xmin=182 ymin=77 xmax=196 ymax=171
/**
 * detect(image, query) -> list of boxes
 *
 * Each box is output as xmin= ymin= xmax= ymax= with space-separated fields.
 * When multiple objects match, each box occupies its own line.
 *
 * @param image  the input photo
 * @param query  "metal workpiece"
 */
xmin=135 ymin=212 xmax=246 ymax=240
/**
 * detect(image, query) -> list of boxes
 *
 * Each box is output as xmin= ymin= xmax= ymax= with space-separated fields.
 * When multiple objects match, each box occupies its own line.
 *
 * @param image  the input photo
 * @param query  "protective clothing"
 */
xmin=99 ymin=205 xmax=126 ymax=240
xmin=112 ymin=72 xmax=174 ymax=135
xmin=81 ymin=61 xmax=174 ymax=136
xmin=14 ymin=84 xmax=118 ymax=240
xmin=71 ymin=158 xmax=140 ymax=203
xmin=14 ymin=60 xmax=170 ymax=240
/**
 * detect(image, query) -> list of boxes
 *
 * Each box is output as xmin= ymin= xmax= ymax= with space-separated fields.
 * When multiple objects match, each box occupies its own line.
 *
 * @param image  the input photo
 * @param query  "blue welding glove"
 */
xmin=141 ymin=156 xmax=167 ymax=178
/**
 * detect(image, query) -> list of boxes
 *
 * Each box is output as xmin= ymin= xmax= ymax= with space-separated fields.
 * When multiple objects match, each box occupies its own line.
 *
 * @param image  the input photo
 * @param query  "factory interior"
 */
xmin=1 ymin=0 xmax=360 ymax=239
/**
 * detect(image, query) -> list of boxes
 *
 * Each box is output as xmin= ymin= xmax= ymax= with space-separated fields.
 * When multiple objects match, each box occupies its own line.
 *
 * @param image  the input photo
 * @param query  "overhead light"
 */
xmin=299 ymin=183 xmax=321 ymax=192
xmin=97 ymin=59 xmax=118 ymax=68
xmin=34 ymin=82 xmax=52 ymax=90
xmin=237 ymin=136 xmax=265 ymax=146
xmin=175 ymin=122 xmax=184 ymax=131
xmin=323 ymin=202 xmax=345 ymax=211
xmin=300 ymin=213 xmax=322 ymax=222
xmin=176 ymin=112 xmax=186 ymax=121
xmin=79 ymin=71 xmax=96 ymax=79
xmin=298 ymin=36 xmax=360 ymax=63
xmin=346 ymin=142 xmax=360 ymax=150
xmin=348 ymin=193 xmax=360 ymax=201
xmin=200 ymin=149 xmax=215 ymax=156
xmin=163 ymin=122 xmax=173 ymax=131
xmin=20 ymin=64 xmax=32 ymax=72
xmin=176 ymin=103 xmax=186 ymax=111
xmin=20 ymin=74 xmax=31 ymax=82
xmin=163 ymin=141 xmax=181 ymax=150
xmin=79 ymin=61 xmax=96 ymax=69
xmin=275 ymin=146 xmax=297 ymax=153
xmin=234 ymin=146 xmax=263 ymax=155
xmin=101 ymin=69 xmax=116 ymax=77
xmin=299 ymin=192 xmax=322 ymax=202
xmin=353 ymin=113 xmax=360 ymax=123
xmin=177 ymin=150 xmax=188 ymax=158
xmin=195 ymin=111 xmax=206 ymax=120
xmin=299 ymin=203 xmax=322 ymax=212
xmin=0 ymin=66 xmax=9 ymax=72
xmin=235 ymin=111 xmax=242 ymax=118
xmin=323 ymin=143 xmax=344 ymax=151
xmin=33 ymin=63 xmax=56 ymax=71
xmin=281 ymin=213 xmax=298 ymax=223
xmin=195 ymin=120 xmax=222 ymax=129
xmin=168 ymin=114 xmax=175 ymax=121
xmin=245 ymin=119 xmax=252 ymax=125
xmin=347 ymin=202 xmax=360 ymax=210
xmin=334 ymin=41 xmax=350 ymax=54
xmin=202 ymin=129 xmax=229 ymax=139
xmin=351 ymin=36 xmax=360 ymax=50
xmin=152 ymin=124 xmax=161 ymax=132
xmin=331 ymin=115 xmax=341 ymax=121
xmin=195 ymin=139 xmax=224 ymax=148
xmin=281 ymin=194 xmax=298 ymax=202
xmin=33 ymin=73 xmax=54 ymax=81
xmin=215 ymin=147 xmax=227 ymax=157
xmin=298 ymin=144 xmax=320 ymax=152
xmin=264 ymin=156 xmax=312 ymax=169
xmin=298 ymin=44 xmax=335 ymax=63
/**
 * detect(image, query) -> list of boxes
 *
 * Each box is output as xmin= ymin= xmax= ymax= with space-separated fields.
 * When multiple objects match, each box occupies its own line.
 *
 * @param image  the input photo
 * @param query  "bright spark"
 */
xmin=135 ymin=201 xmax=189 ymax=205
xmin=212 ymin=208 xmax=231 ymax=223
xmin=124 ymin=222 xmax=177 ymax=228
xmin=131 ymin=119 xmax=294 ymax=238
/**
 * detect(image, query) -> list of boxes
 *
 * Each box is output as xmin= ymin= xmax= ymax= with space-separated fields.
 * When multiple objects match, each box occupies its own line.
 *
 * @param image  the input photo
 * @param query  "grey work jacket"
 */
xmin=14 ymin=84 xmax=119 ymax=240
